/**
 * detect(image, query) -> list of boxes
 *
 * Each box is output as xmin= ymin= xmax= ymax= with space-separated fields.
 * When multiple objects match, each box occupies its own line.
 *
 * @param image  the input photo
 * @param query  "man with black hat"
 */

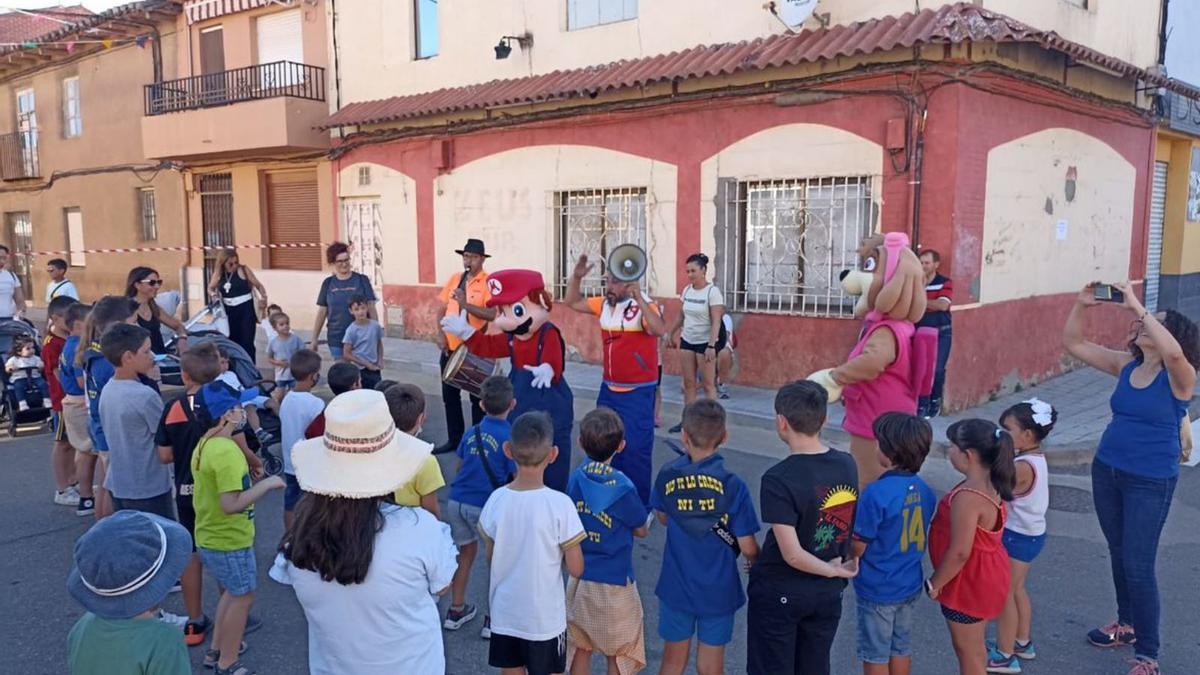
xmin=435 ymin=238 xmax=497 ymax=454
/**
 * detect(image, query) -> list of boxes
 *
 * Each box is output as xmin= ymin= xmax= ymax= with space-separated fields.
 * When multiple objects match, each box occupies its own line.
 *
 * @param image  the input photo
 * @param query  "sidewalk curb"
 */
xmin=376 ymin=352 xmax=1099 ymax=468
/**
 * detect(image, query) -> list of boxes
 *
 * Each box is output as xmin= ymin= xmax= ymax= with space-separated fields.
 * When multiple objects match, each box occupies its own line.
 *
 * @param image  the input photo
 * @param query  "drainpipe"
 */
xmin=910 ymin=108 xmax=928 ymax=250
xmin=179 ymin=170 xmax=193 ymax=319
xmin=1158 ymin=0 xmax=1170 ymax=66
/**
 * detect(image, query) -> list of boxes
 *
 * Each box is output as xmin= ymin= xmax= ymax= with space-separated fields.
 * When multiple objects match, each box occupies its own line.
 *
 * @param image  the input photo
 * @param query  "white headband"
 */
xmin=1023 ymin=398 xmax=1054 ymax=427
xmin=79 ymin=519 xmax=167 ymax=598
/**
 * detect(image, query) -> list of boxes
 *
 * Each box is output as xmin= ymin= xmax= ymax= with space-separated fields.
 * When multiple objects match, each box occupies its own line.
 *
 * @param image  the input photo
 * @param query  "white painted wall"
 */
xmin=333 ymin=0 xmax=1159 ymax=105
xmin=430 ymin=145 xmax=678 ymax=294
xmin=337 ymin=163 xmax=420 ymax=285
xmin=979 ymin=128 xmax=1136 ymax=304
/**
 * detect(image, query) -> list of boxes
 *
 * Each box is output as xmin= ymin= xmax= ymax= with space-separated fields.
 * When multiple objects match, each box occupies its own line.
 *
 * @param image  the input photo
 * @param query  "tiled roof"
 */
xmin=0 ymin=1 xmax=181 ymax=57
xmin=0 ymin=5 xmax=92 ymax=43
xmin=322 ymin=2 xmax=1198 ymax=130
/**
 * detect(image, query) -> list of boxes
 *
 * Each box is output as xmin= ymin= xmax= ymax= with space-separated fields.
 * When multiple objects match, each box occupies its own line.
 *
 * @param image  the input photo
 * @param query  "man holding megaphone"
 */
xmin=563 ymin=247 xmax=666 ymax=508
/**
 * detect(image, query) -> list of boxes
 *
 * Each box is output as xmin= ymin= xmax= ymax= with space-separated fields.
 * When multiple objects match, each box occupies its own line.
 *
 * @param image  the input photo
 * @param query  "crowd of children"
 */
xmin=51 ymin=293 xmax=1067 ymax=675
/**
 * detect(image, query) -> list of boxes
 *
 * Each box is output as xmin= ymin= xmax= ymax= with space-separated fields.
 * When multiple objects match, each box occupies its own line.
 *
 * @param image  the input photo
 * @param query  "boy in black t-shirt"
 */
xmin=747 ymin=380 xmax=860 ymax=675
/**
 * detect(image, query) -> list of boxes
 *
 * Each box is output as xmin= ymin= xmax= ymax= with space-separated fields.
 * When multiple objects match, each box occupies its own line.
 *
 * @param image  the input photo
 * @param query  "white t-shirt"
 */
xmin=275 ymin=505 xmax=458 ymax=675
xmin=6 ymin=354 xmax=42 ymax=380
xmin=279 ymin=390 xmax=325 ymax=476
xmin=0 ymin=269 xmax=20 ymax=317
xmin=479 ymin=485 xmax=586 ymax=641
xmin=45 ymin=279 xmax=79 ymax=303
xmin=679 ymin=283 xmax=725 ymax=345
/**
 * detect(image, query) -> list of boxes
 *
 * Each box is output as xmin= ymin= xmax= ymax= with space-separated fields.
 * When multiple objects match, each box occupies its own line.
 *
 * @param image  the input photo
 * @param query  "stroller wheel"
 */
xmin=262 ymin=451 xmax=283 ymax=477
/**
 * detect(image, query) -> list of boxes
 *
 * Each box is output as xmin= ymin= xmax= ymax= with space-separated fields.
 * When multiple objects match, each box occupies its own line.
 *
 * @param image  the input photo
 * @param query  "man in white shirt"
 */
xmin=45 ymin=258 xmax=79 ymax=303
xmin=0 ymin=245 xmax=27 ymax=319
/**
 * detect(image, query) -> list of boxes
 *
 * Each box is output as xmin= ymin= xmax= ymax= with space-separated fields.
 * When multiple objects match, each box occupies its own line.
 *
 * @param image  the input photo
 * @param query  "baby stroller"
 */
xmin=161 ymin=330 xmax=283 ymax=476
xmin=0 ymin=318 xmax=52 ymax=437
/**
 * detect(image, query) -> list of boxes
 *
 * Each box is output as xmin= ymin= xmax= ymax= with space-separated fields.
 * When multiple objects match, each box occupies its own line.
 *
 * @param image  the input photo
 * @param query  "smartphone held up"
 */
xmin=1093 ymin=283 xmax=1125 ymax=304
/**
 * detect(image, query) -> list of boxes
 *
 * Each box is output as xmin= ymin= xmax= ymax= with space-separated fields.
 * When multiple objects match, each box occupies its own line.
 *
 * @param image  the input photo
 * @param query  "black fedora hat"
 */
xmin=454 ymin=238 xmax=490 ymax=258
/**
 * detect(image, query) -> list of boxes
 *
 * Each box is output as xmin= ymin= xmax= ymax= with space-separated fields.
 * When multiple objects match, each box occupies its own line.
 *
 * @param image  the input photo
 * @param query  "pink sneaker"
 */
xmin=1126 ymin=657 xmax=1159 ymax=675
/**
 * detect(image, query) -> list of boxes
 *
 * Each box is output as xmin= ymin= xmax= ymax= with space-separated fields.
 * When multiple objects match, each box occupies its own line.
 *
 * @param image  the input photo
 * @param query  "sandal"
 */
xmin=202 ymin=642 xmax=247 ymax=669
xmin=215 ymin=660 xmax=257 ymax=675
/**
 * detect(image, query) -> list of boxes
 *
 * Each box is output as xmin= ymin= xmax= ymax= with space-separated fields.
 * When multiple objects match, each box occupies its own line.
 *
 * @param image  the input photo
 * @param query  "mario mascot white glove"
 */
xmin=523 ymin=362 xmax=555 ymax=389
xmin=439 ymin=312 xmax=476 ymax=341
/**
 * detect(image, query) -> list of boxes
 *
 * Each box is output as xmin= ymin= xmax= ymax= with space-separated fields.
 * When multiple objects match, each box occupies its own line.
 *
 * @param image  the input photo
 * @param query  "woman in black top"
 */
xmin=207 ymin=248 xmax=269 ymax=362
xmin=125 ymin=266 xmax=188 ymax=356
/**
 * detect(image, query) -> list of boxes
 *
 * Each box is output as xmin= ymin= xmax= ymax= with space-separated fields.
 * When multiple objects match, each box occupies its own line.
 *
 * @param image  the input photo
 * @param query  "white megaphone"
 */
xmin=606 ymin=243 xmax=647 ymax=282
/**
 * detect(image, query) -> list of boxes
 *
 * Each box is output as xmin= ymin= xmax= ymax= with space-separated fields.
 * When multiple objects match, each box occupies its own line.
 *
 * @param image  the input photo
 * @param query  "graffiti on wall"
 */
xmin=1189 ymin=147 xmax=1200 ymax=222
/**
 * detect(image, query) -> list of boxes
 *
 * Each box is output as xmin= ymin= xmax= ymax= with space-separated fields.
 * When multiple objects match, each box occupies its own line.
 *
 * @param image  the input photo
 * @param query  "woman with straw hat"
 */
xmin=271 ymin=389 xmax=458 ymax=675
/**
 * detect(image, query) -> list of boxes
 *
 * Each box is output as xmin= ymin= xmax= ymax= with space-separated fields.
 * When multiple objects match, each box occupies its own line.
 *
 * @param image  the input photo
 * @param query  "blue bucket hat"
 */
xmin=197 ymin=381 xmax=260 ymax=422
xmin=66 ymin=511 xmax=192 ymax=619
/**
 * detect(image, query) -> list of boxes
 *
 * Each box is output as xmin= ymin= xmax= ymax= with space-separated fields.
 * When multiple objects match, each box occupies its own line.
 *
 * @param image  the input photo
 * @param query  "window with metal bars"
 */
xmin=199 ymin=173 xmax=235 ymax=282
xmin=554 ymin=187 xmax=647 ymax=296
xmin=138 ymin=188 xmax=157 ymax=241
xmin=714 ymin=176 xmax=876 ymax=317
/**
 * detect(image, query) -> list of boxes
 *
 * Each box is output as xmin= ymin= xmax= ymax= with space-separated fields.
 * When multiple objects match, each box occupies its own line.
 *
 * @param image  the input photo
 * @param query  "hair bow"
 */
xmin=1023 ymin=398 xmax=1054 ymax=427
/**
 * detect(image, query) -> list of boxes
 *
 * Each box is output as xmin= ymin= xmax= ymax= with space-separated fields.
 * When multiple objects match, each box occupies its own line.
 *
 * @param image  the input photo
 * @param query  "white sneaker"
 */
xmin=54 ymin=485 xmax=80 ymax=506
xmin=41 ymin=398 xmax=51 ymax=409
xmin=17 ymin=401 xmax=28 ymax=411
xmin=156 ymin=609 xmax=187 ymax=628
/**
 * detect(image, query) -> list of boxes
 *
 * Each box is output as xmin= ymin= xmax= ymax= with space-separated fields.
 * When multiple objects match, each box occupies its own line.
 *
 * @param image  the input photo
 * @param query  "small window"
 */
xmin=414 ymin=0 xmax=439 ymax=59
xmin=62 ymin=77 xmax=81 ymax=138
xmin=63 ymin=207 xmax=85 ymax=267
xmin=568 ymin=0 xmax=638 ymax=31
xmin=138 ymin=188 xmax=157 ymax=241
xmin=1062 ymin=0 xmax=1088 ymax=7
xmin=554 ymin=187 xmax=647 ymax=296
xmin=358 ymin=166 xmax=371 ymax=187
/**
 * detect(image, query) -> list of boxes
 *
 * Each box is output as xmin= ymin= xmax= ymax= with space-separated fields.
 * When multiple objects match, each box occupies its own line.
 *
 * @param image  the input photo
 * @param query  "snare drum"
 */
xmin=442 ymin=345 xmax=500 ymax=397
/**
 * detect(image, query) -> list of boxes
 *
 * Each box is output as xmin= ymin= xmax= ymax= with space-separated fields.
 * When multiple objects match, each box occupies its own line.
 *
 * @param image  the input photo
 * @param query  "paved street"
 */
xmin=4 ymin=381 xmax=1200 ymax=675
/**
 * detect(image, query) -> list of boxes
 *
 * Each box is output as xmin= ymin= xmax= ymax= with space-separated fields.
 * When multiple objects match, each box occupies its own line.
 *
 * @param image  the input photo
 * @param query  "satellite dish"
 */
xmin=777 ymin=0 xmax=819 ymax=29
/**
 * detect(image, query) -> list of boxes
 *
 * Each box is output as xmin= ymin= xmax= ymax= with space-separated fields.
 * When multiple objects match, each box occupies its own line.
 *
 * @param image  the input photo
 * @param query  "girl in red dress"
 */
xmin=926 ymin=419 xmax=1016 ymax=675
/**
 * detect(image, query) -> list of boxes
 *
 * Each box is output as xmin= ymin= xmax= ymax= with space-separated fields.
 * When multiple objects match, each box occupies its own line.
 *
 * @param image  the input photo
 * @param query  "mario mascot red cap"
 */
xmin=485 ymin=269 xmax=554 ymax=311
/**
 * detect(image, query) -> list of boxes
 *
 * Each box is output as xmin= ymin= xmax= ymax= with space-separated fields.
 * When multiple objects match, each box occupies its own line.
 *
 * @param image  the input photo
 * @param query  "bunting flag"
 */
xmin=135 ymin=35 xmax=147 ymax=48
xmin=65 ymin=41 xmax=75 ymax=54
xmin=100 ymin=39 xmax=112 ymax=49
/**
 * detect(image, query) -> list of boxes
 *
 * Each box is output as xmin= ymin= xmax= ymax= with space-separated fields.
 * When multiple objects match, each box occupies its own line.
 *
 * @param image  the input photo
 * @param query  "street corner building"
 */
xmin=320 ymin=1 xmax=1197 ymax=411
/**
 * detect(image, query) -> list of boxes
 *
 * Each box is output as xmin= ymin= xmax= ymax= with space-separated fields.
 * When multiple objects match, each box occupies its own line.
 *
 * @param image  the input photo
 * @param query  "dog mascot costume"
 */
xmin=809 ymin=232 xmax=936 ymax=489
xmin=441 ymin=269 xmax=574 ymax=492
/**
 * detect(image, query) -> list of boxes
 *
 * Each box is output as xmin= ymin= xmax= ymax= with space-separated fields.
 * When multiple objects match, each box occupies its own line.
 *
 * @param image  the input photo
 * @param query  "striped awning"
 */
xmin=184 ymin=0 xmax=295 ymax=24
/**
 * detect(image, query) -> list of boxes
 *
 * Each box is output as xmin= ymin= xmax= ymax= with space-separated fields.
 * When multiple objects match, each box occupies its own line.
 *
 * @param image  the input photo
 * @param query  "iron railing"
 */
xmin=144 ymin=61 xmax=326 ymax=116
xmin=0 ymin=131 xmax=39 ymax=180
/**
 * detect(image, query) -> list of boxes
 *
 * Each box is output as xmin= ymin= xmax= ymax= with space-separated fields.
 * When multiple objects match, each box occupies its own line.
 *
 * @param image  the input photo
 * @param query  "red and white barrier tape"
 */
xmin=26 ymin=242 xmax=328 ymax=257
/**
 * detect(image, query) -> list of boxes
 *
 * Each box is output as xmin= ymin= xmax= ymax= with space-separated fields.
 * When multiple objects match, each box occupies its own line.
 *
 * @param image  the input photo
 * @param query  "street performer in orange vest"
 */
xmin=563 ymin=255 xmax=665 ymax=507
xmin=440 ymin=269 xmax=574 ymax=491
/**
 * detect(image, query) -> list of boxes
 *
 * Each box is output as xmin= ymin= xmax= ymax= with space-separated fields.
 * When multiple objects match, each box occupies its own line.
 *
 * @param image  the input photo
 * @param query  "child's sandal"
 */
xmin=215 ymin=661 xmax=256 ymax=675
xmin=202 ymin=642 xmax=248 ymax=669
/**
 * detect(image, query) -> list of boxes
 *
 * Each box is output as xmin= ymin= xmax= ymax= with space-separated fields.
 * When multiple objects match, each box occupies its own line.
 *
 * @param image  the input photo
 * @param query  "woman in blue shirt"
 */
xmin=308 ymin=242 xmax=376 ymax=359
xmin=1063 ymin=282 xmax=1199 ymax=675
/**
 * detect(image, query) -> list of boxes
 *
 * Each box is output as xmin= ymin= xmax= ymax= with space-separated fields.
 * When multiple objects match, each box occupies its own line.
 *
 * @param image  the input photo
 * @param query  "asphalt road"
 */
xmin=4 ymin=390 xmax=1200 ymax=674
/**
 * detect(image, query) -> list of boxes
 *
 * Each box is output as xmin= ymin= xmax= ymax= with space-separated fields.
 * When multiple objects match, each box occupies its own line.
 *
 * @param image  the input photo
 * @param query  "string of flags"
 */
xmin=2 ymin=34 xmax=154 ymax=53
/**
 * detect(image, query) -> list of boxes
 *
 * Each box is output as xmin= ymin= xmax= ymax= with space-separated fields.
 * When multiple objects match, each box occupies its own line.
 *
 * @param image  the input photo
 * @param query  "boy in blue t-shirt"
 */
xmin=652 ymin=399 xmax=759 ymax=675
xmin=566 ymin=407 xmax=649 ymax=674
xmin=443 ymin=375 xmax=517 ymax=637
xmin=850 ymin=412 xmax=937 ymax=675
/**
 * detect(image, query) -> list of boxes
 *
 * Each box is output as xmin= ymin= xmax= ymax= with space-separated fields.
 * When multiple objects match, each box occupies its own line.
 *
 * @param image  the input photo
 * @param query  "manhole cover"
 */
xmin=1048 ymin=485 xmax=1093 ymax=513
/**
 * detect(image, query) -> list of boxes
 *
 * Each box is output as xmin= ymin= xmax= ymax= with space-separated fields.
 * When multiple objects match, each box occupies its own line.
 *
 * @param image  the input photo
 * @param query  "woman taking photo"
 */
xmin=309 ymin=242 xmax=376 ymax=358
xmin=667 ymin=253 xmax=726 ymax=434
xmin=125 ymin=266 xmax=188 ymax=357
xmin=1063 ymin=282 xmax=1199 ymax=675
xmin=272 ymin=389 xmax=458 ymax=675
xmin=207 ymin=248 xmax=269 ymax=363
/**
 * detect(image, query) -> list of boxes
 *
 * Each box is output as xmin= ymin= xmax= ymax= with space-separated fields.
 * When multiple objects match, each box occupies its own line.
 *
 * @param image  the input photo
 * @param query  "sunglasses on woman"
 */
xmin=139 ymin=279 xmax=164 ymax=287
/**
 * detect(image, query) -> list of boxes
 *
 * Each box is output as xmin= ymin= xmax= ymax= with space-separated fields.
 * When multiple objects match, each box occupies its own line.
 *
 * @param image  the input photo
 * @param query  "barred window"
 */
xmin=715 ymin=176 xmax=875 ymax=317
xmin=138 ymin=188 xmax=157 ymax=241
xmin=554 ymin=187 xmax=646 ymax=296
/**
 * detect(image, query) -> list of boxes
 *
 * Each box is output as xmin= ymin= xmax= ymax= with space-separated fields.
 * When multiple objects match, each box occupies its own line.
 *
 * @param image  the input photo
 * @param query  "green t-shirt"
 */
xmin=190 ymin=435 xmax=254 ymax=551
xmin=67 ymin=613 xmax=190 ymax=675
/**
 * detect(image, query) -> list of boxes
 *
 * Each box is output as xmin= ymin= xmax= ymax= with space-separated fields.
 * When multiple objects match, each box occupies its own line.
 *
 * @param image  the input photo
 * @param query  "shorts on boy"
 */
xmin=856 ymin=592 xmax=919 ymax=664
xmin=275 ymin=379 xmax=295 ymax=391
xmin=176 ymin=491 xmax=198 ymax=551
xmin=359 ymin=368 xmax=381 ymax=390
xmin=199 ymin=546 xmax=257 ymax=596
xmin=62 ymin=395 xmax=93 ymax=453
xmin=746 ymin=581 xmax=843 ymax=675
xmin=445 ymin=499 xmax=482 ymax=546
xmin=112 ymin=491 xmax=176 ymax=520
xmin=566 ymin=577 xmax=646 ymax=673
xmin=658 ymin=601 xmax=734 ymax=646
xmin=489 ymin=631 xmax=567 ymax=675
xmin=284 ymin=473 xmax=303 ymax=512
xmin=1001 ymin=529 xmax=1046 ymax=564
xmin=51 ymin=410 xmax=66 ymax=441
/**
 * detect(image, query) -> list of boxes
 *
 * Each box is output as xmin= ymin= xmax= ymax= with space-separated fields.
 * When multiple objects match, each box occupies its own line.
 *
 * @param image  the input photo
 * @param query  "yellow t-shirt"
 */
xmin=393 ymin=455 xmax=446 ymax=506
xmin=190 ymin=436 xmax=253 ymax=551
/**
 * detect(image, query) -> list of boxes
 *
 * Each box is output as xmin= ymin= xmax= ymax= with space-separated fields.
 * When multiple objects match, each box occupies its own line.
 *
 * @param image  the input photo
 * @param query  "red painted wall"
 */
xmin=344 ymin=70 xmax=1153 ymax=410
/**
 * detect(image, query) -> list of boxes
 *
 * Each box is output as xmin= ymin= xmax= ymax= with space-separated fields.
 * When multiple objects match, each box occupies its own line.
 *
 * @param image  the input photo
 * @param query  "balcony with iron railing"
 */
xmin=0 ymin=131 xmax=39 ymax=181
xmin=141 ymin=61 xmax=330 ymax=159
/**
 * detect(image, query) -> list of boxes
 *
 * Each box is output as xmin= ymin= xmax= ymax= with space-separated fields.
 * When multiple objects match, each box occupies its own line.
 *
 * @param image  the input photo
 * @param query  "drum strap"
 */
xmin=474 ymin=425 xmax=507 ymax=489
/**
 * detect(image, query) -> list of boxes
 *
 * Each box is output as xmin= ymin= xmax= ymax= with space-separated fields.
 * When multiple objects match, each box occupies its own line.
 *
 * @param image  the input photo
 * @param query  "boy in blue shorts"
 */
xmin=653 ymin=399 xmax=759 ymax=675
xmin=443 ymin=375 xmax=516 ymax=638
xmin=851 ymin=412 xmax=936 ymax=675
xmin=747 ymin=380 xmax=859 ymax=675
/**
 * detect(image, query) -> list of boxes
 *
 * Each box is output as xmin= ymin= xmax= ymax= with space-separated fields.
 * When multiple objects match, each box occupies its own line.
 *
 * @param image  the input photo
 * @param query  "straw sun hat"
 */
xmin=291 ymin=389 xmax=432 ymax=498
